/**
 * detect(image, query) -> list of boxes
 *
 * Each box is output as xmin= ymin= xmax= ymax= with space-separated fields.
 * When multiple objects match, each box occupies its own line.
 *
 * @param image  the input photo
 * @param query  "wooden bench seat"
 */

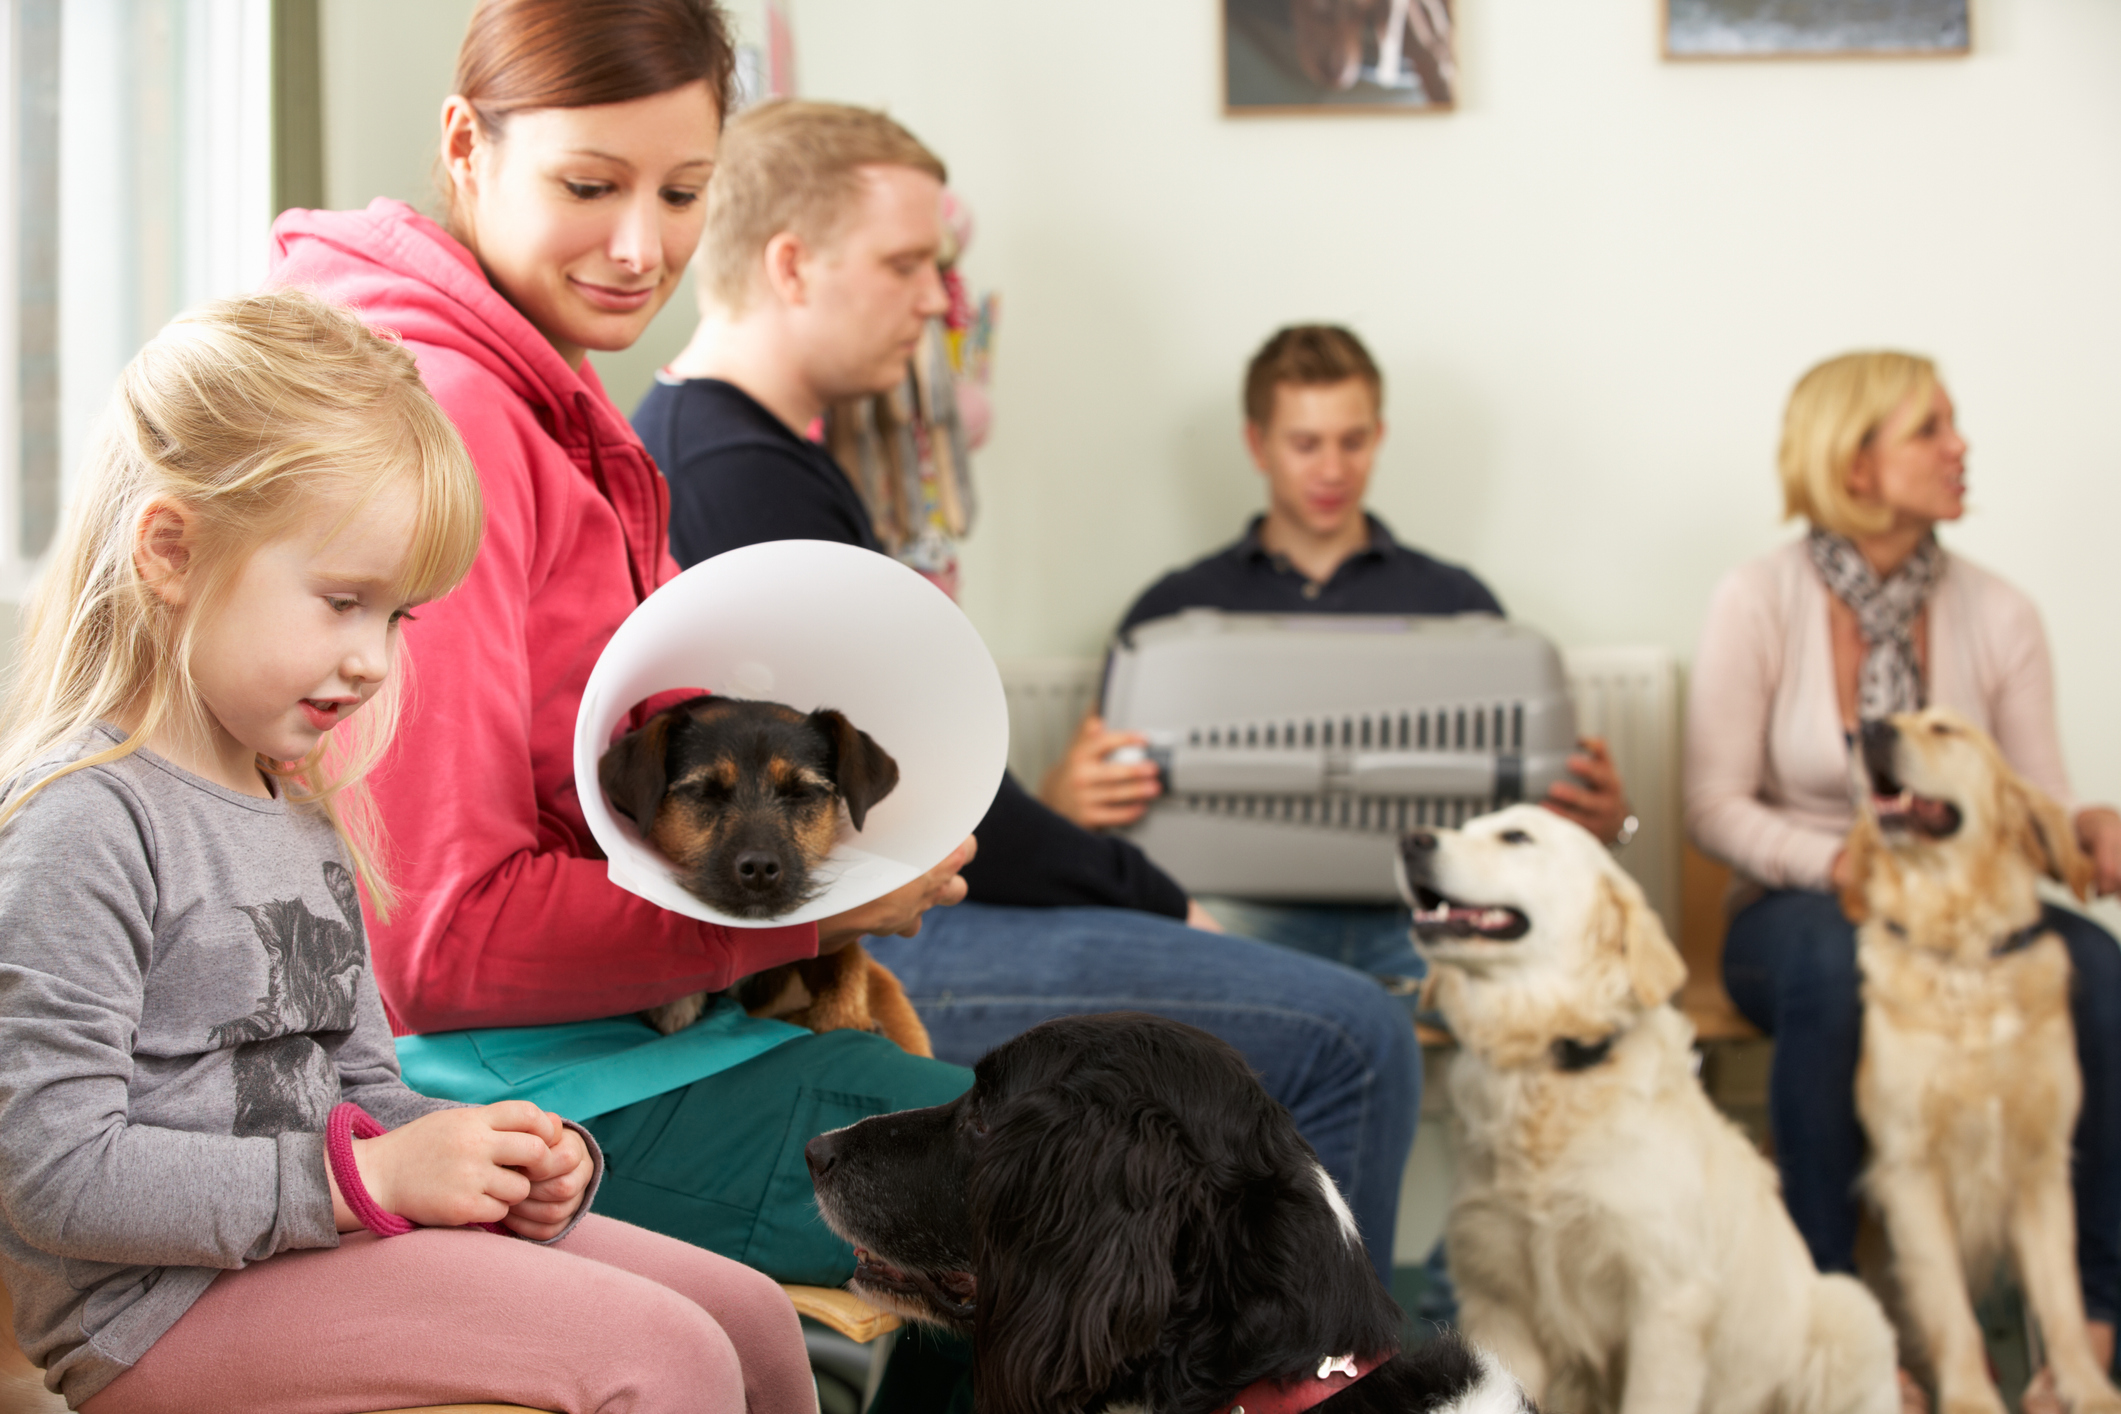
xmin=1678 ymin=844 xmax=1760 ymax=1042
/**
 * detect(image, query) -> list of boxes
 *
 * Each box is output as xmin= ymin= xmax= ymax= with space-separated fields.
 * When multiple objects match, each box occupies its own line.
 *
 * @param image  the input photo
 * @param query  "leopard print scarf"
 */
xmin=1806 ymin=527 xmax=1943 ymax=722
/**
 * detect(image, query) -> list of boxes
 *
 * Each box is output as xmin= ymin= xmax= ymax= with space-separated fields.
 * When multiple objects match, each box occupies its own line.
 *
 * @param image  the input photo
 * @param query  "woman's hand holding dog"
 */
xmin=329 ymin=1102 xmax=593 ymax=1238
xmin=817 ymin=836 xmax=977 ymax=951
xmin=2078 ymin=806 xmax=2121 ymax=897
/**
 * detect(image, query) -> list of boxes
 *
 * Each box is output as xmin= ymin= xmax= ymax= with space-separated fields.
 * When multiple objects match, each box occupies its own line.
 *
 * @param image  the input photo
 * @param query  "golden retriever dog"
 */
xmin=1400 ymin=804 xmax=1897 ymax=1414
xmin=1843 ymin=708 xmax=2117 ymax=1414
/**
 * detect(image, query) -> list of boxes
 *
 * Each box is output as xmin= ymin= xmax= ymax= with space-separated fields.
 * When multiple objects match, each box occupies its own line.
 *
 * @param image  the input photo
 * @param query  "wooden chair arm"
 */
xmin=783 ymin=1283 xmax=902 ymax=1343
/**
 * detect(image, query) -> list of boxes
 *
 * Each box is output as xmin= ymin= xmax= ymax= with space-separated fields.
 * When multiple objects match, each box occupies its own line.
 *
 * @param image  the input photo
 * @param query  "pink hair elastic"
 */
xmin=327 ymin=1101 xmax=509 ymax=1238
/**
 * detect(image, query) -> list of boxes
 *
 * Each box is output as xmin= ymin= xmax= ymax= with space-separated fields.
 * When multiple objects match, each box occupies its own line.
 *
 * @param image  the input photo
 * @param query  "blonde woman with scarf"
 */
xmin=1685 ymin=351 xmax=2121 ymax=1403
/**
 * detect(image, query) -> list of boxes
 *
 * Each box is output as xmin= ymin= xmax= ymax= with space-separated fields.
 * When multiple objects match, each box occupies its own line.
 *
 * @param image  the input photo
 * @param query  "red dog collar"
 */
xmin=1211 ymin=1351 xmax=1393 ymax=1414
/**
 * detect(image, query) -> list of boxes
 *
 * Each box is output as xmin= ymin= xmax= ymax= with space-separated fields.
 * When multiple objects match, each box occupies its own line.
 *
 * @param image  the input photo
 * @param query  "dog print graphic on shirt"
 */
xmin=206 ymin=860 xmax=368 ymax=1136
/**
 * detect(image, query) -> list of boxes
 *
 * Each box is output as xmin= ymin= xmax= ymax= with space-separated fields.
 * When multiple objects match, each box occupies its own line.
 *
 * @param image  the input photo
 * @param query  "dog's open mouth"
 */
xmin=1866 ymin=764 xmax=1963 ymax=839
xmin=1410 ymin=885 xmax=1530 ymax=941
xmin=851 ymin=1248 xmax=977 ymax=1319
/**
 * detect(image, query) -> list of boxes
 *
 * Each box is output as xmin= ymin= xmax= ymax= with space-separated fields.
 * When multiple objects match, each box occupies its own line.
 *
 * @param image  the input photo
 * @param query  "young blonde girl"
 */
xmin=0 ymin=292 xmax=812 ymax=1413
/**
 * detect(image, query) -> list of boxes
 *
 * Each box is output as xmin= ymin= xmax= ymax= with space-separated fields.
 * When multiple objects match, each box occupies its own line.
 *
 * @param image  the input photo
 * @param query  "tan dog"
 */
xmin=1402 ymin=804 xmax=1897 ymax=1414
xmin=600 ymin=695 xmax=932 ymax=1056
xmin=643 ymin=944 xmax=932 ymax=1055
xmin=1843 ymin=708 xmax=2114 ymax=1414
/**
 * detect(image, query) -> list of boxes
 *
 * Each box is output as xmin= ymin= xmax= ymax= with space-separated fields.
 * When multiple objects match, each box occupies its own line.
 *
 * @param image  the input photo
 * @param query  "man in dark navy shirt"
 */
xmin=1040 ymin=327 xmax=1630 ymax=991
xmin=1045 ymin=324 xmax=1627 ymax=845
xmin=1118 ymin=512 xmax=1500 ymax=632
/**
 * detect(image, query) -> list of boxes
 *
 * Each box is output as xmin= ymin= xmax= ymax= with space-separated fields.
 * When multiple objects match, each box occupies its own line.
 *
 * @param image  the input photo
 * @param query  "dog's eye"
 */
xmin=1929 ymin=722 xmax=1953 ymax=736
xmin=778 ymin=779 xmax=823 ymax=800
xmin=1500 ymin=829 xmax=1532 ymax=845
xmin=680 ymin=778 xmax=731 ymax=801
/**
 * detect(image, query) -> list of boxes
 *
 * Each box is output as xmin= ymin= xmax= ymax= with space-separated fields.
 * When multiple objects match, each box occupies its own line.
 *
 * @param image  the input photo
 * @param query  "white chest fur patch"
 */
xmin=1441 ymin=1350 xmax=1533 ymax=1414
xmin=1312 ymin=1162 xmax=1361 ymax=1248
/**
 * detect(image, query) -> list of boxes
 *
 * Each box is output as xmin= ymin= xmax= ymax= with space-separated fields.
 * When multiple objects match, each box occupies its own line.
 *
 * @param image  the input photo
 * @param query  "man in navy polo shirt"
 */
xmin=1041 ymin=324 xmax=1630 ymax=973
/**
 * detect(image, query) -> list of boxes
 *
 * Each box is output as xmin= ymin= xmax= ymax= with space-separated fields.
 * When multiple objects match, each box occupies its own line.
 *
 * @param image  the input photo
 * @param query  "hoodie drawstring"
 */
xmin=576 ymin=392 xmax=653 ymax=605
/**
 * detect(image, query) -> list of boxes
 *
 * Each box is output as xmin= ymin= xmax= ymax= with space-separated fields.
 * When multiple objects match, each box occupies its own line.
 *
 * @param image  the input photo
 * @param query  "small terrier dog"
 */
xmin=599 ymin=695 xmax=932 ymax=1054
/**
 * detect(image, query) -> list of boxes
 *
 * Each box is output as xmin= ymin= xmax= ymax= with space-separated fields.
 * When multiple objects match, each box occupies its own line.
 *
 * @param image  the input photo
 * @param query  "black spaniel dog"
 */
xmin=807 ymin=1012 xmax=1528 ymax=1414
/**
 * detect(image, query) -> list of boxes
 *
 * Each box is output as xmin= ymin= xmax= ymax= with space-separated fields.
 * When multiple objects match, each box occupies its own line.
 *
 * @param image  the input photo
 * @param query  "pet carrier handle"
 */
xmin=1157 ymin=744 xmax=1562 ymax=801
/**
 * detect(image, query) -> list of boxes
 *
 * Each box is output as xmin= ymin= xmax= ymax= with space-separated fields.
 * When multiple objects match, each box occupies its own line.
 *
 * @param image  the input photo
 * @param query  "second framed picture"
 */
xmin=1664 ymin=0 xmax=1970 ymax=59
xmin=1225 ymin=0 xmax=1456 ymax=115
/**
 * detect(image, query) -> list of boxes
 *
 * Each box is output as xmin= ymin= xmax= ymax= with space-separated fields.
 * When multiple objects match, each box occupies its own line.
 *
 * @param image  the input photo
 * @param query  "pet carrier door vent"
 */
xmin=1155 ymin=701 xmax=1533 ymax=835
xmin=1102 ymin=611 xmax=1577 ymax=903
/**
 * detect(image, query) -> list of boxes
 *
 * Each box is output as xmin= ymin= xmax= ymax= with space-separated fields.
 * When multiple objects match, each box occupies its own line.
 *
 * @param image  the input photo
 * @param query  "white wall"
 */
xmin=315 ymin=1 xmax=2121 ymax=810
xmin=779 ymin=0 xmax=2121 ymax=809
xmin=318 ymin=0 xmax=471 ymax=218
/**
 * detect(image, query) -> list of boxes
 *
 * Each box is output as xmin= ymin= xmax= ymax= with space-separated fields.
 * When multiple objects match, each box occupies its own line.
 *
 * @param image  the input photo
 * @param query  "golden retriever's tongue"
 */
xmin=1875 ymin=790 xmax=1959 ymax=836
xmin=1413 ymin=892 xmax=1529 ymax=939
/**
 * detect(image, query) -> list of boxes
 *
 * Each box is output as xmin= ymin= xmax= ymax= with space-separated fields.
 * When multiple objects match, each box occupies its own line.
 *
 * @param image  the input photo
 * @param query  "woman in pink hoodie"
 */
xmin=267 ymin=0 xmax=975 ymax=1304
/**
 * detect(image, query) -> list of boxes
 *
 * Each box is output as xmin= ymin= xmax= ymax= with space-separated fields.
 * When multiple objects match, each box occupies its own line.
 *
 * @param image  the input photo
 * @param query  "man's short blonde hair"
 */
xmin=701 ymin=100 xmax=947 ymax=313
xmin=1779 ymin=350 xmax=1941 ymax=538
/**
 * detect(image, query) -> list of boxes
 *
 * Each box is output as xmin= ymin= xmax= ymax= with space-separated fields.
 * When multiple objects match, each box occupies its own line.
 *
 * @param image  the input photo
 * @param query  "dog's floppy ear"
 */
xmin=1596 ymin=873 xmax=1686 ymax=1008
xmin=2005 ymin=770 xmax=2094 ymax=901
xmin=969 ymin=1102 xmax=1195 ymax=1414
xmin=1838 ymin=817 xmax=1879 ymax=923
xmin=599 ymin=707 xmax=680 ymax=833
xmin=811 ymin=708 xmax=899 ymax=831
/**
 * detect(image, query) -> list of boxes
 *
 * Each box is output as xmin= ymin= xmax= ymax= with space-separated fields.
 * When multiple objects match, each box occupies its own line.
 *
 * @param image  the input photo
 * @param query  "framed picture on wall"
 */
xmin=1664 ymin=0 xmax=1969 ymax=59
xmin=1224 ymin=0 xmax=1455 ymax=115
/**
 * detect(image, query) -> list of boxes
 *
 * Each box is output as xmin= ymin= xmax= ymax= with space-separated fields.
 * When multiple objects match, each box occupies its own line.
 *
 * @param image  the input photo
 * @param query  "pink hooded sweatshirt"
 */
xmin=267 ymin=198 xmax=815 ymax=1035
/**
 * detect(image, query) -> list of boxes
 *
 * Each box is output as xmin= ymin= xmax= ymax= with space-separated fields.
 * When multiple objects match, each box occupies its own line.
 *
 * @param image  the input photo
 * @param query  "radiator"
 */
xmin=1000 ymin=656 xmax=1107 ymax=789
xmin=1556 ymin=646 xmax=1682 ymax=934
xmin=996 ymin=641 xmax=1682 ymax=934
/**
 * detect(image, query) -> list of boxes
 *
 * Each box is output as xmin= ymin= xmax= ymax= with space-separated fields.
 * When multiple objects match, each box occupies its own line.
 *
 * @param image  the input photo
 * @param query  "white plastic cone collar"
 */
xmin=573 ymin=540 xmax=1008 ymax=927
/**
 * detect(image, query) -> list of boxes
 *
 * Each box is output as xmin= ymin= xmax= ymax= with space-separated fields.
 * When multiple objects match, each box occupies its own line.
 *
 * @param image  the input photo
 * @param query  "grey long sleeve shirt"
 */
xmin=0 ymin=730 xmax=597 ymax=1405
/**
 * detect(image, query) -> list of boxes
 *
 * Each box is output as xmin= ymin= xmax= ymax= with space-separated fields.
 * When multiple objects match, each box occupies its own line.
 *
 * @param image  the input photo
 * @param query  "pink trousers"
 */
xmin=80 ymin=1216 xmax=816 ymax=1414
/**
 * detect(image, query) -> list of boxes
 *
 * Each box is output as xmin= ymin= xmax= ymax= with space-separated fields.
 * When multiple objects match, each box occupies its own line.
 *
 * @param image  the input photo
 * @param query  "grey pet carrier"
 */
xmin=1102 ymin=610 xmax=1578 ymax=903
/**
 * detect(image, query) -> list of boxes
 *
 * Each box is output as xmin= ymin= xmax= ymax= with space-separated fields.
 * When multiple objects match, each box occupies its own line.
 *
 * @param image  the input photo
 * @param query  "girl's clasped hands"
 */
xmin=331 ymin=1102 xmax=595 ymax=1240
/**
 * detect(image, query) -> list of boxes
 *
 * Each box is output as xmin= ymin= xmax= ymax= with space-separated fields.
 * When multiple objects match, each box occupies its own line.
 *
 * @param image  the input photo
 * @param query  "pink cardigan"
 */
xmin=1684 ymin=538 xmax=2076 ymax=892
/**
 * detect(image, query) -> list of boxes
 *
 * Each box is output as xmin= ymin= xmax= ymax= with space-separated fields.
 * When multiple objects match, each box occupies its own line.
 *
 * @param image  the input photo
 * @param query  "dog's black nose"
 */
xmin=804 ymin=1133 xmax=838 ymax=1182
xmin=735 ymin=851 xmax=784 ymax=891
xmin=1403 ymin=830 xmax=1438 ymax=854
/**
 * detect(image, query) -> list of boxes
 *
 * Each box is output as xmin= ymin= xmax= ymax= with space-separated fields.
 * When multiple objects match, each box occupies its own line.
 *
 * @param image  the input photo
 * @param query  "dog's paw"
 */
xmin=643 ymin=991 xmax=709 ymax=1035
xmin=1937 ymin=1387 xmax=2008 ymax=1414
xmin=2050 ymin=1374 xmax=2121 ymax=1414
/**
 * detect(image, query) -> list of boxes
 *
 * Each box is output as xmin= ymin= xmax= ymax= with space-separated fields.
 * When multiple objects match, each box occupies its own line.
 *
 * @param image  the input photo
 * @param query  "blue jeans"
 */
xmin=1723 ymin=888 xmax=2121 ymax=1323
xmin=1196 ymin=898 xmax=1426 ymax=991
xmin=867 ymin=902 xmax=1420 ymax=1284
